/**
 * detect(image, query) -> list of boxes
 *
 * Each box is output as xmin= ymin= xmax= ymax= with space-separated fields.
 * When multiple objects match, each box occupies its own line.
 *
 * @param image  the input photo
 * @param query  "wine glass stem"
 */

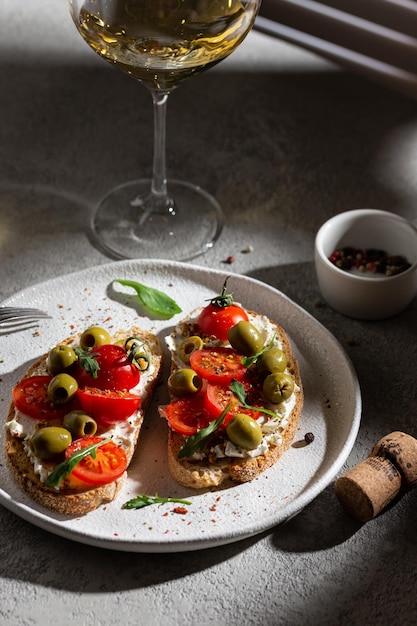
xmin=133 ymin=90 xmax=175 ymax=218
xmin=151 ymin=91 xmax=173 ymax=208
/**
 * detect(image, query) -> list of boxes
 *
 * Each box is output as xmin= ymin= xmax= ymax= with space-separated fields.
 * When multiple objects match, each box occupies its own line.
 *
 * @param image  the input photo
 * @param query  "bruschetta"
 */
xmin=5 ymin=325 xmax=163 ymax=515
xmin=159 ymin=279 xmax=303 ymax=489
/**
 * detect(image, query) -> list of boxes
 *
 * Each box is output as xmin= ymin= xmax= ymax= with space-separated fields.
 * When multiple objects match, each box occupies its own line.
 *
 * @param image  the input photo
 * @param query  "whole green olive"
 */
xmin=177 ymin=336 xmax=204 ymax=364
xmin=227 ymin=321 xmax=264 ymax=356
xmin=29 ymin=426 xmax=72 ymax=460
xmin=47 ymin=373 xmax=79 ymax=405
xmin=256 ymin=347 xmax=287 ymax=378
xmin=226 ymin=413 xmax=263 ymax=450
xmin=63 ymin=410 xmax=97 ymax=438
xmin=262 ymin=372 xmax=294 ymax=404
xmin=47 ymin=345 xmax=77 ymax=376
xmin=168 ymin=368 xmax=202 ymax=396
xmin=80 ymin=326 xmax=111 ymax=350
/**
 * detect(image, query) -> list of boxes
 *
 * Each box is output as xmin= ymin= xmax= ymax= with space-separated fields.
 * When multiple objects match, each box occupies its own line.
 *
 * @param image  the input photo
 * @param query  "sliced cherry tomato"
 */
xmin=197 ymin=304 xmax=249 ymax=341
xmin=203 ymin=384 xmax=239 ymax=426
xmin=164 ymin=395 xmax=213 ymax=436
xmin=204 ymin=383 xmax=262 ymax=426
xmin=12 ymin=376 xmax=75 ymax=421
xmin=65 ymin=436 xmax=127 ymax=485
xmin=74 ymin=344 xmax=140 ymax=391
xmin=189 ymin=347 xmax=246 ymax=385
xmin=76 ymin=387 xmax=141 ymax=426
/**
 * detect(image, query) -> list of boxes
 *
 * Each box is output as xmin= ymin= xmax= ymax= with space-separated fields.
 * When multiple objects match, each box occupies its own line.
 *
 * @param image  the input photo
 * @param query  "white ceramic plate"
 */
xmin=0 ymin=260 xmax=361 ymax=553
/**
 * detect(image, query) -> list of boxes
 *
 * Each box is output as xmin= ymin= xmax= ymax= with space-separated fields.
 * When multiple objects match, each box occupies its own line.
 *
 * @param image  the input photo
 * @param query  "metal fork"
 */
xmin=0 ymin=306 xmax=51 ymax=330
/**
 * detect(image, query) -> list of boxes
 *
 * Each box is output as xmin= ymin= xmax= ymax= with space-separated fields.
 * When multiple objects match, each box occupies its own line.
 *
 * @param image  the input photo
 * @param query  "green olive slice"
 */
xmin=63 ymin=410 xmax=97 ymax=438
xmin=168 ymin=368 xmax=202 ymax=396
xmin=80 ymin=326 xmax=111 ymax=350
xmin=177 ymin=336 xmax=204 ymax=365
xmin=47 ymin=373 xmax=79 ymax=405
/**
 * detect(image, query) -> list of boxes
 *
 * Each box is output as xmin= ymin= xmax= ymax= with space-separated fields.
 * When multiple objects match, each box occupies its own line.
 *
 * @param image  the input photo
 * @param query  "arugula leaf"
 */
xmin=44 ymin=438 xmax=111 ymax=487
xmin=230 ymin=379 xmax=279 ymax=419
xmin=178 ymin=402 xmax=233 ymax=459
xmin=74 ymin=347 xmax=99 ymax=378
xmin=123 ymin=493 xmax=192 ymax=510
xmin=241 ymin=333 xmax=276 ymax=368
xmin=114 ymin=278 xmax=182 ymax=319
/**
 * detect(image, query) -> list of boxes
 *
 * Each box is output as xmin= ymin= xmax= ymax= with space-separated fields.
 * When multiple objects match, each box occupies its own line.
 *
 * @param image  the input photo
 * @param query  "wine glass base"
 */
xmin=91 ymin=179 xmax=223 ymax=262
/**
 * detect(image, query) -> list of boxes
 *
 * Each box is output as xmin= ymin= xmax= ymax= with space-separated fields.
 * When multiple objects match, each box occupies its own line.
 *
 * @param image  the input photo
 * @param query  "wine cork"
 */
xmin=370 ymin=431 xmax=417 ymax=487
xmin=335 ymin=456 xmax=402 ymax=523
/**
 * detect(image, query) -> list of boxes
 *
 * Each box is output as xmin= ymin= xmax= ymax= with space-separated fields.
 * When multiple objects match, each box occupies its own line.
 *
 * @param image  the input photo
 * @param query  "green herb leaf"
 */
xmin=75 ymin=347 xmax=100 ymax=378
xmin=123 ymin=493 xmax=192 ymax=510
xmin=114 ymin=279 xmax=182 ymax=319
xmin=229 ymin=379 xmax=279 ymax=419
xmin=44 ymin=438 xmax=112 ymax=487
xmin=241 ymin=332 xmax=276 ymax=368
xmin=178 ymin=402 xmax=233 ymax=459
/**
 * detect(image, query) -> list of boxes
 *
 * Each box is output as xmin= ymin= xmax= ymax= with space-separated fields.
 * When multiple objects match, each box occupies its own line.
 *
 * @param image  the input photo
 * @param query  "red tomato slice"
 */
xmin=203 ymin=384 xmax=239 ymax=425
xmin=76 ymin=387 xmax=141 ymax=426
xmin=204 ymin=383 xmax=262 ymax=426
xmin=65 ymin=436 xmax=127 ymax=485
xmin=197 ymin=304 xmax=249 ymax=341
xmin=12 ymin=376 xmax=74 ymax=421
xmin=74 ymin=344 xmax=140 ymax=391
xmin=164 ymin=395 xmax=213 ymax=436
xmin=189 ymin=347 xmax=246 ymax=385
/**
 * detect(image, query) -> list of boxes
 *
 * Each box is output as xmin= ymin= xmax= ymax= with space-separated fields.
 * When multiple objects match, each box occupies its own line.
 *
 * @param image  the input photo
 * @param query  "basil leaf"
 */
xmin=114 ymin=278 xmax=182 ymax=319
xmin=178 ymin=402 xmax=233 ymax=459
xmin=44 ymin=438 xmax=112 ymax=487
xmin=123 ymin=493 xmax=192 ymax=510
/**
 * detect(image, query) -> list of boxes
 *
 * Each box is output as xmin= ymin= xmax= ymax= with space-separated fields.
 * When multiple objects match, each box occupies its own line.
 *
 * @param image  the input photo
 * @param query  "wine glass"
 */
xmin=68 ymin=0 xmax=261 ymax=261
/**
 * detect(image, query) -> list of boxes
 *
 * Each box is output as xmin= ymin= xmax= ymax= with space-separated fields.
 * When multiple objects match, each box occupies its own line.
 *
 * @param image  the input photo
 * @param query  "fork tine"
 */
xmin=0 ymin=307 xmax=49 ymax=314
xmin=0 ymin=322 xmax=39 ymax=335
xmin=0 ymin=307 xmax=51 ymax=324
xmin=0 ymin=317 xmax=47 ymax=326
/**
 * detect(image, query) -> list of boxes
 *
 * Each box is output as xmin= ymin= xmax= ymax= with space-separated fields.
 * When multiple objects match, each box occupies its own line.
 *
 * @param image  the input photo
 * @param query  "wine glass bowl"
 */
xmin=68 ymin=0 xmax=262 ymax=260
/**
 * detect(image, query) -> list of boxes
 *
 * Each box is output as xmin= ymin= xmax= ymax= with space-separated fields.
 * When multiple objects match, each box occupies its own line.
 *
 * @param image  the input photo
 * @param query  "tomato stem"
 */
xmin=208 ymin=277 xmax=234 ymax=308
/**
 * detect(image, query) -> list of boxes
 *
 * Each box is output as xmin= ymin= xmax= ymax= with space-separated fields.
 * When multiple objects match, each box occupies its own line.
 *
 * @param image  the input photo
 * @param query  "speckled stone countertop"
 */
xmin=1 ymin=2 xmax=417 ymax=625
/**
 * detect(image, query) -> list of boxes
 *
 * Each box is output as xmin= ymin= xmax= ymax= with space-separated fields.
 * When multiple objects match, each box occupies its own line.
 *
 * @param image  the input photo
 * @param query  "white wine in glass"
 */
xmin=69 ymin=0 xmax=262 ymax=260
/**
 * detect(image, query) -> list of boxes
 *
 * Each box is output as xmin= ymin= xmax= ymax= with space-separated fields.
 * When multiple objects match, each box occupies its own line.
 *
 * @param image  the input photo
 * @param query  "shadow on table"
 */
xmin=0 ymin=183 xmax=109 ymax=300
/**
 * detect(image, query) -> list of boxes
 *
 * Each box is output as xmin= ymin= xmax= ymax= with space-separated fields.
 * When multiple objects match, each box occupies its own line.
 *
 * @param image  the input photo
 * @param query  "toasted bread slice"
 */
xmin=163 ymin=309 xmax=303 ymax=489
xmin=5 ymin=326 xmax=163 ymax=516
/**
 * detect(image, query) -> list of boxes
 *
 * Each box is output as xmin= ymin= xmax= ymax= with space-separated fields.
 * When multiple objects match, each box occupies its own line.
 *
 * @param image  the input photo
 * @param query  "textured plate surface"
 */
xmin=0 ymin=260 xmax=361 ymax=553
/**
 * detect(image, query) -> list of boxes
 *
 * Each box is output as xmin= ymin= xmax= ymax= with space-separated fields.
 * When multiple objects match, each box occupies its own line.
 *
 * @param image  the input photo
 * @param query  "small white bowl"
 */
xmin=314 ymin=209 xmax=417 ymax=320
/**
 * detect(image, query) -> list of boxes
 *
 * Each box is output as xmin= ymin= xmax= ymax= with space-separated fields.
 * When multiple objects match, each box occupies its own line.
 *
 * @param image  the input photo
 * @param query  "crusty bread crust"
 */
xmin=165 ymin=309 xmax=303 ymax=489
xmin=5 ymin=326 xmax=163 ymax=516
